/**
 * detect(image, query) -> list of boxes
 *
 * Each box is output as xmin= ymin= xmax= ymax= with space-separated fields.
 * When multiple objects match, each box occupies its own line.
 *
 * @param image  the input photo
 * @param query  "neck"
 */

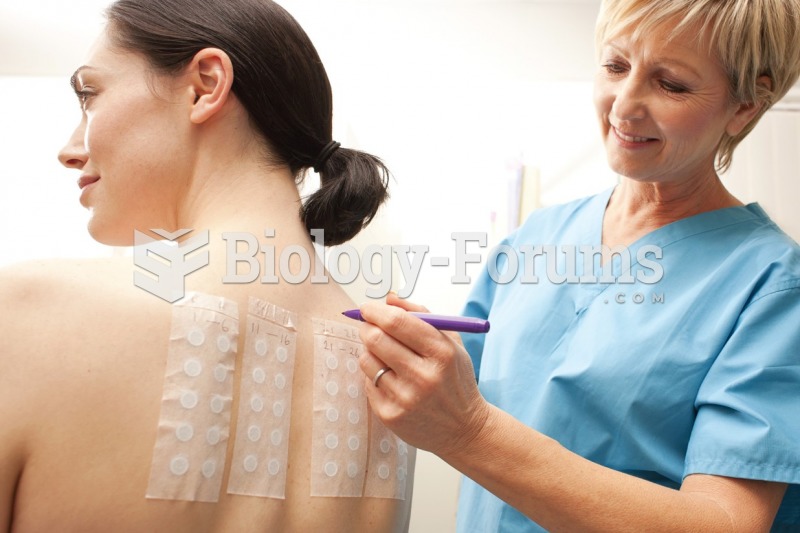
xmin=164 ymin=157 xmax=317 ymax=294
xmin=139 ymin=103 xmax=318 ymax=278
xmin=603 ymin=171 xmax=742 ymax=247
xmin=180 ymin=164 xmax=304 ymax=235
xmin=160 ymin=116 xmax=307 ymax=238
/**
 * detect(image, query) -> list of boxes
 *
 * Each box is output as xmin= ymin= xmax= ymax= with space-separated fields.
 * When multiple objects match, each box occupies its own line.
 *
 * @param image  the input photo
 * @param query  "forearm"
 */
xmin=355 ymin=301 xmax=784 ymax=531
xmin=443 ymin=405 xmax=748 ymax=533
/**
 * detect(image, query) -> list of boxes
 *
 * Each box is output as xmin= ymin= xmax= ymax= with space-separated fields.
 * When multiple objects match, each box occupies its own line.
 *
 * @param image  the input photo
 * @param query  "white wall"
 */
xmin=0 ymin=77 xmax=113 ymax=263
xmin=725 ymin=108 xmax=800 ymax=242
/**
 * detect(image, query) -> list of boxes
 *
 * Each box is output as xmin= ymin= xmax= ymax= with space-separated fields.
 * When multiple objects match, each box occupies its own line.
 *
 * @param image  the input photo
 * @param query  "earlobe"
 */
xmin=188 ymin=48 xmax=235 ymax=124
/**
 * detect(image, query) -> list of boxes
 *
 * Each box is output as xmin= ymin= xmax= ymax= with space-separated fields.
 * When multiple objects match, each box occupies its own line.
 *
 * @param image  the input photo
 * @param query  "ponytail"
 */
xmin=301 ymin=147 xmax=390 ymax=246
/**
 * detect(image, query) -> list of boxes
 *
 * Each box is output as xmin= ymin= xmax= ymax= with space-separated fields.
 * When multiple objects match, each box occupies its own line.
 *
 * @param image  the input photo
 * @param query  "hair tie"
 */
xmin=313 ymin=140 xmax=341 ymax=172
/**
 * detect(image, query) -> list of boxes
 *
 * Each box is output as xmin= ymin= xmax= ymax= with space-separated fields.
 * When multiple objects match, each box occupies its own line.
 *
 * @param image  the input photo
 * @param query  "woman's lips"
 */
xmin=78 ymin=175 xmax=100 ymax=189
xmin=612 ymin=126 xmax=656 ymax=144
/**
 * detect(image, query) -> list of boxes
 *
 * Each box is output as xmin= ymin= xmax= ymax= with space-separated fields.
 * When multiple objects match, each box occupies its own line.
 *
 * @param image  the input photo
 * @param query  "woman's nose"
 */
xmin=612 ymin=76 xmax=648 ymax=121
xmin=58 ymin=122 xmax=88 ymax=169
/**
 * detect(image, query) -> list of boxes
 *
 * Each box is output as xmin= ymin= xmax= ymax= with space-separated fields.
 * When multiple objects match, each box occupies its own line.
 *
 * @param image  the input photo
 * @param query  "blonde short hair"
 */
xmin=595 ymin=0 xmax=800 ymax=172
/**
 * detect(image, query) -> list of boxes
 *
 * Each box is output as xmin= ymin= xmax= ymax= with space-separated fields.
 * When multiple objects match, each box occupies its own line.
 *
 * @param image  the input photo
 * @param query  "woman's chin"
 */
xmin=86 ymin=217 xmax=136 ymax=247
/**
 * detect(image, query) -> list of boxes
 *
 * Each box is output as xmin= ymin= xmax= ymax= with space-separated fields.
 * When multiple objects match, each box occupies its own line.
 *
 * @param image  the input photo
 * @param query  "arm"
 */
xmin=449 ymin=405 xmax=785 ymax=532
xmin=357 ymin=300 xmax=787 ymax=532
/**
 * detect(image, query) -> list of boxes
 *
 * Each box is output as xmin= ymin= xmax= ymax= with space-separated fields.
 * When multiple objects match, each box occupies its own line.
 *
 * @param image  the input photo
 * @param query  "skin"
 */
xmin=0 ymin=28 xmax=412 ymax=532
xmin=356 ymin=21 xmax=788 ymax=533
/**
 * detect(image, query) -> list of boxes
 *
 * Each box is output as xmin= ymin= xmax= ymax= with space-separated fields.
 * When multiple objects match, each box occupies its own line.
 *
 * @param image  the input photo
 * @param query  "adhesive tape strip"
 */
xmin=226 ymin=297 xmax=298 ymax=498
xmin=145 ymin=292 xmax=238 ymax=502
xmin=364 ymin=411 xmax=412 ymax=500
xmin=310 ymin=319 xmax=368 ymax=497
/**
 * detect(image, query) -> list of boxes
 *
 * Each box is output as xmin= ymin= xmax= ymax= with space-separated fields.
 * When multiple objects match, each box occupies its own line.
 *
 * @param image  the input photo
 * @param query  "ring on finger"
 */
xmin=373 ymin=366 xmax=392 ymax=388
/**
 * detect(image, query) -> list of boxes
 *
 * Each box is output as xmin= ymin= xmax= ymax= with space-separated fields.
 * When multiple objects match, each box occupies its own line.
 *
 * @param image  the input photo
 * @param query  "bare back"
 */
xmin=0 ymin=256 xmax=413 ymax=532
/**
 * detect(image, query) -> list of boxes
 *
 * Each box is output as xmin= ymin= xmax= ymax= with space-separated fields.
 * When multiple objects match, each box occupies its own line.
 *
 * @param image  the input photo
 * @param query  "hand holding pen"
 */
xmin=351 ymin=294 xmax=491 ymax=458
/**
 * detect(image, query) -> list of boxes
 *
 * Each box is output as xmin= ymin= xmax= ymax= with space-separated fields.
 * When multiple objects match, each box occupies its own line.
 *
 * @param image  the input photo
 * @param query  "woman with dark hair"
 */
xmin=0 ymin=0 xmax=412 ymax=531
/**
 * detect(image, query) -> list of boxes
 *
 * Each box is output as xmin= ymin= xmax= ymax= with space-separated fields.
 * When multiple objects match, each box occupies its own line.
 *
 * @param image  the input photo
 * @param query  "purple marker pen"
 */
xmin=342 ymin=309 xmax=490 ymax=334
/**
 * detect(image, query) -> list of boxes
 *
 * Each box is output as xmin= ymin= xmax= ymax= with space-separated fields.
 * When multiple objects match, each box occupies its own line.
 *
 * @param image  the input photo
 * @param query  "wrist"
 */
xmin=438 ymin=397 xmax=496 ymax=464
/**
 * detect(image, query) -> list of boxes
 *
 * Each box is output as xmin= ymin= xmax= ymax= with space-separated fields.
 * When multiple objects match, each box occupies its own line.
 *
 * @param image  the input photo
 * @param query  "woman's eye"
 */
xmin=660 ymin=81 xmax=687 ymax=94
xmin=75 ymin=90 xmax=94 ymax=110
xmin=602 ymin=63 xmax=626 ymax=75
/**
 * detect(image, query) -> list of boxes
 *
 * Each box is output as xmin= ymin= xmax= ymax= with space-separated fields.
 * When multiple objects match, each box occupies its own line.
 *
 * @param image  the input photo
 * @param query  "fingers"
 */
xmin=358 ymin=344 xmax=396 ymax=385
xmin=386 ymin=292 xmax=430 ymax=313
xmin=356 ymin=302 xmax=488 ymax=457
xmin=358 ymin=318 xmax=421 ymax=379
xmin=359 ymin=301 xmax=454 ymax=365
xmin=358 ymin=348 xmax=391 ymax=387
xmin=358 ymin=346 xmax=400 ymax=416
xmin=371 ymin=366 xmax=392 ymax=388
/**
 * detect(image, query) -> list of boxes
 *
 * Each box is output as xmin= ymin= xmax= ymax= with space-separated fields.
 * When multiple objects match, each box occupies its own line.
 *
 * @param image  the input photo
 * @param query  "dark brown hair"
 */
xmin=106 ymin=0 xmax=389 ymax=245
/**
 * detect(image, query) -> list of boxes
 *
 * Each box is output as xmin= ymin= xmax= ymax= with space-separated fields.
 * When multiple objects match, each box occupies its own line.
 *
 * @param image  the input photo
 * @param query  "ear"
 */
xmin=725 ymin=75 xmax=772 ymax=137
xmin=186 ymin=48 xmax=235 ymax=124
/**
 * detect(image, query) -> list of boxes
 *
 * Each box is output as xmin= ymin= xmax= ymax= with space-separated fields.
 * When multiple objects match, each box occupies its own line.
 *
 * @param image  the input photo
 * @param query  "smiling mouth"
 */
xmin=612 ymin=126 xmax=655 ymax=143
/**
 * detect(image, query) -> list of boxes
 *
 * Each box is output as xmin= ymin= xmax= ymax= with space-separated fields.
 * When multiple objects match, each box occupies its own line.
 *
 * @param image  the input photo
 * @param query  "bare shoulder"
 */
xmin=0 ymin=255 xmax=166 ymax=394
xmin=0 ymin=256 xmax=170 ymax=406
xmin=0 ymin=257 xmax=158 ymax=529
xmin=0 ymin=255 xmax=174 ymax=376
xmin=0 ymin=257 xmax=168 ymax=364
xmin=0 ymin=258 xmax=177 ymax=531
xmin=0 ymin=256 xmax=147 ymax=306
xmin=1 ymin=254 xmax=168 ymax=313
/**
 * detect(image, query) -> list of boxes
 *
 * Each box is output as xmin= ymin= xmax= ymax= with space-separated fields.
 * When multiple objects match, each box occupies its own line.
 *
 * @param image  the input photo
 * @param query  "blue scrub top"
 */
xmin=458 ymin=189 xmax=800 ymax=532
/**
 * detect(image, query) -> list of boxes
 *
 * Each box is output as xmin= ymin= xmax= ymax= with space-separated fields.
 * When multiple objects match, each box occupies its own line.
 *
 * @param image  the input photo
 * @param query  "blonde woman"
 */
xmin=358 ymin=0 xmax=800 ymax=530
